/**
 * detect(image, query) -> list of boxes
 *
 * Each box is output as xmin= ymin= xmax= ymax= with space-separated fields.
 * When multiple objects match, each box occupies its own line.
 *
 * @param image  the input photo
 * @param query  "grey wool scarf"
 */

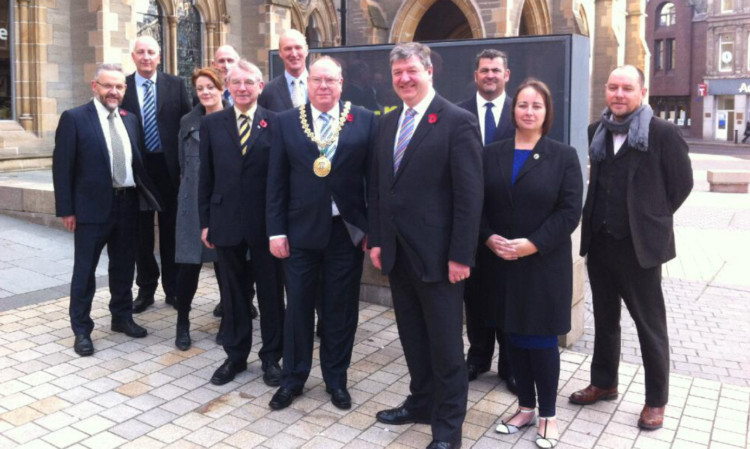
xmin=589 ymin=104 xmax=653 ymax=162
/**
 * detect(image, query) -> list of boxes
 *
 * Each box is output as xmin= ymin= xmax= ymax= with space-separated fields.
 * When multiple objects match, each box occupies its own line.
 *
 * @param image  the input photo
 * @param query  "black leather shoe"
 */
xmin=326 ymin=387 xmax=352 ymax=409
xmin=467 ymin=363 xmax=488 ymax=381
xmin=210 ymin=359 xmax=247 ymax=385
xmin=263 ymin=362 xmax=282 ymax=387
xmin=74 ymin=334 xmax=94 ymax=356
xmin=132 ymin=294 xmax=154 ymax=313
xmin=427 ymin=440 xmax=461 ymax=449
xmin=111 ymin=320 xmax=147 ymax=338
xmin=376 ymin=406 xmax=430 ymax=425
xmin=499 ymin=372 xmax=518 ymax=395
xmin=269 ymin=387 xmax=302 ymax=410
xmin=165 ymin=295 xmax=176 ymax=308
xmin=213 ymin=303 xmax=223 ymax=318
xmin=250 ymin=303 xmax=259 ymax=320
xmin=175 ymin=323 xmax=191 ymax=351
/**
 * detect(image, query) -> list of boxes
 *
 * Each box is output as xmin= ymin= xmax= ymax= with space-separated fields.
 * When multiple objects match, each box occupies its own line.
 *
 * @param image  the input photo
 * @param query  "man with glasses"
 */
xmin=198 ymin=60 xmax=285 ymax=387
xmin=121 ymin=35 xmax=191 ymax=313
xmin=53 ymin=64 xmax=161 ymax=356
xmin=266 ymin=56 xmax=377 ymax=410
xmin=457 ymin=49 xmax=516 ymax=392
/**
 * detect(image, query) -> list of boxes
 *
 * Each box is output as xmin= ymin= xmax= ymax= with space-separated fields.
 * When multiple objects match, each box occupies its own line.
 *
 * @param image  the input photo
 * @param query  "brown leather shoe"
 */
xmin=569 ymin=384 xmax=618 ymax=405
xmin=638 ymin=405 xmax=665 ymax=430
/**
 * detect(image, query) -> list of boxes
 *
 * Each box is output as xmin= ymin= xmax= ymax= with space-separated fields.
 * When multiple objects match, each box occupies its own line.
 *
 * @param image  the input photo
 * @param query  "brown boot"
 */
xmin=638 ymin=405 xmax=665 ymax=430
xmin=569 ymin=385 xmax=618 ymax=405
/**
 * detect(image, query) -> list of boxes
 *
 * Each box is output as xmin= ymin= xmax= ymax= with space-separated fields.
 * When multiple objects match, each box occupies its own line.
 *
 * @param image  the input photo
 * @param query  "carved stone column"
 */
xmin=166 ymin=15 xmax=179 ymax=74
xmin=625 ymin=0 xmax=649 ymax=86
xmin=590 ymin=0 xmax=625 ymax=119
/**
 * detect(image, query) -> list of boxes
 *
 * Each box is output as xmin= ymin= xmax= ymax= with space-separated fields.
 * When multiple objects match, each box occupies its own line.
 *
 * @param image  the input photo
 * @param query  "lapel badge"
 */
xmin=533 ymin=153 xmax=540 ymax=160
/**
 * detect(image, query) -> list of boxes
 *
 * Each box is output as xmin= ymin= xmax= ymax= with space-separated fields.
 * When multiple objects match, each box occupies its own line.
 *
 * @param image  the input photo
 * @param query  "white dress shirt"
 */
xmin=134 ymin=71 xmax=158 ymax=116
xmin=234 ymin=104 xmax=257 ymax=131
xmin=93 ymin=98 xmax=135 ymax=187
xmin=612 ymin=133 xmax=627 ymax=155
xmin=476 ymin=91 xmax=506 ymax=144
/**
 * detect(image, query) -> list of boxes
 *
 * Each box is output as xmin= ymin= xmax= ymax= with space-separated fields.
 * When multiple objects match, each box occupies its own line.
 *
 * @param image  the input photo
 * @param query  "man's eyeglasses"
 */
xmin=309 ymin=77 xmax=341 ymax=87
xmin=96 ymin=81 xmax=126 ymax=91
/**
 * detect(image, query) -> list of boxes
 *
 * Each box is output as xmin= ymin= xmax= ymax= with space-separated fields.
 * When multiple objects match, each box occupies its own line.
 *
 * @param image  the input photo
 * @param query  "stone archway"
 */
xmin=389 ymin=0 xmax=484 ymax=42
xmin=291 ymin=0 xmax=340 ymax=47
xmin=515 ymin=0 xmax=553 ymax=36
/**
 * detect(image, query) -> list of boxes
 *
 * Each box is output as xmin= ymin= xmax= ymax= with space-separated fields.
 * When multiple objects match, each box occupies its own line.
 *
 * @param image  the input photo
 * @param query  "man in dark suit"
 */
xmin=198 ymin=60 xmax=285 ymax=387
xmin=369 ymin=43 xmax=484 ymax=449
xmin=266 ymin=56 xmax=376 ymax=411
xmin=53 ymin=63 xmax=161 ymax=356
xmin=457 ymin=48 xmax=516 ymax=389
xmin=570 ymin=65 xmax=693 ymax=431
xmin=121 ymin=35 xmax=191 ymax=313
xmin=258 ymin=29 xmax=308 ymax=112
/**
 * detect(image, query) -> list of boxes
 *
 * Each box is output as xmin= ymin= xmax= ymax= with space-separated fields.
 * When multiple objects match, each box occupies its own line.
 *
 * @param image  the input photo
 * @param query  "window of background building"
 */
xmin=720 ymin=34 xmax=734 ymax=72
xmin=0 ymin=0 xmax=12 ymax=120
xmin=177 ymin=5 xmax=202 ymax=93
xmin=655 ymin=40 xmax=664 ymax=71
xmin=721 ymin=0 xmax=734 ymax=13
xmin=136 ymin=0 xmax=164 ymax=72
xmin=666 ymin=39 xmax=675 ymax=71
xmin=658 ymin=2 xmax=676 ymax=27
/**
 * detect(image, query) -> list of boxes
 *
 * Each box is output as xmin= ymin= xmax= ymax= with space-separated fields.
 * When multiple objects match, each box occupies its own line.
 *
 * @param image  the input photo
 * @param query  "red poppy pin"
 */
xmin=119 ymin=109 xmax=128 ymax=117
xmin=346 ymin=113 xmax=354 ymax=122
xmin=428 ymin=113 xmax=438 ymax=124
xmin=259 ymin=119 xmax=268 ymax=128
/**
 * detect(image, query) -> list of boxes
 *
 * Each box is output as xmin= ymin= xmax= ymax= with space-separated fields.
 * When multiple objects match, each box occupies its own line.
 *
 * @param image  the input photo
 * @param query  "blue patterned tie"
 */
xmin=142 ymin=79 xmax=161 ymax=152
xmin=393 ymin=108 xmax=416 ymax=173
xmin=319 ymin=113 xmax=337 ymax=159
xmin=484 ymin=103 xmax=496 ymax=146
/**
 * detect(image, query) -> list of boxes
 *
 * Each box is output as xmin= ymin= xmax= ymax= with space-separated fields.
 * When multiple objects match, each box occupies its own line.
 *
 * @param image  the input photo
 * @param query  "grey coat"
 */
xmin=175 ymin=104 xmax=218 ymax=264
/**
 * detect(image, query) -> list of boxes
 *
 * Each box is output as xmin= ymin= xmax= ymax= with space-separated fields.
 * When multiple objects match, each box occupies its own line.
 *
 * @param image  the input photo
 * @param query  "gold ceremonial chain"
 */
xmin=299 ymin=101 xmax=352 ymax=150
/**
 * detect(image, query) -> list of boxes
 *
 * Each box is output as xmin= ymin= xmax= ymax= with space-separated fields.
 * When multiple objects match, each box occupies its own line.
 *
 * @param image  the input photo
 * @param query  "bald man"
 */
xmin=121 ymin=36 xmax=191 ymax=313
xmin=258 ymin=29 xmax=309 ymax=112
xmin=212 ymin=45 xmax=240 ymax=105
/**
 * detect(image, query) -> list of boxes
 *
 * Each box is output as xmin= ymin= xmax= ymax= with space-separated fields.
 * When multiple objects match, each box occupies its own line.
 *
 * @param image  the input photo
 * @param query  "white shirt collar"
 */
xmin=135 ymin=71 xmax=157 ymax=88
xmin=234 ymin=104 xmax=257 ymax=122
xmin=403 ymin=87 xmax=436 ymax=116
xmin=310 ymin=103 xmax=340 ymax=123
xmin=285 ymin=69 xmax=308 ymax=85
xmin=476 ymin=90 xmax=506 ymax=112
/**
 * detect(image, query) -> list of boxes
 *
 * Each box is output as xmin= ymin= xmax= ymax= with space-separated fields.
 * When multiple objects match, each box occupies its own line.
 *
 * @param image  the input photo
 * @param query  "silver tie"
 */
xmin=108 ymin=110 xmax=127 ymax=187
xmin=291 ymin=79 xmax=304 ymax=108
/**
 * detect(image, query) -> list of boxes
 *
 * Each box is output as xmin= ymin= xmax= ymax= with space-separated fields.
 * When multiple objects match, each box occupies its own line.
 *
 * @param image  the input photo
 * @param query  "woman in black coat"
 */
xmin=484 ymin=79 xmax=583 ymax=448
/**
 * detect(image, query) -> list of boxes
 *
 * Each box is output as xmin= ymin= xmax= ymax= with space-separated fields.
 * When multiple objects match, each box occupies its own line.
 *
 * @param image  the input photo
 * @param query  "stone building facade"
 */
xmin=646 ymin=0 xmax=707 ymax=138
xmin=702 ymin=0 xmax=750 ymax=141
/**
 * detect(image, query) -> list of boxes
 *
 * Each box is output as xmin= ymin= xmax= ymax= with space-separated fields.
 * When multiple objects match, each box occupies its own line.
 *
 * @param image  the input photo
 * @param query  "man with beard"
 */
xmin=53 ymin=63 xmax=161 ymax=356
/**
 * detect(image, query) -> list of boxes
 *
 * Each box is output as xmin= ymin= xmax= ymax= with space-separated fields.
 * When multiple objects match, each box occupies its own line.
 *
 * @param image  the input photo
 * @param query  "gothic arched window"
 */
xmin=135 ymin=0 xmax=164 ymax=51
xmin=658 ymin=3 xmax=676 ymax=28
xmin=177 ymin=4 xmax=202 ymax=89
xmin=0 ymin=0 xmax=13 ymax=119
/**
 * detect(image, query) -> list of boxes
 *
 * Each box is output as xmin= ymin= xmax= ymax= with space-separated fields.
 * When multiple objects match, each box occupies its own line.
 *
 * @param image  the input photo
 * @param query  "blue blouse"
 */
xmin=512 ymin=149 xmax=532 ymax=184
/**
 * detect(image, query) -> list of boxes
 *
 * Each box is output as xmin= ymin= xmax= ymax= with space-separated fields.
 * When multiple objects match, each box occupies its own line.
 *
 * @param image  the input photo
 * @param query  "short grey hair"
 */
xmin=132 ymin=35 xmax=161 ymax=54
xmin=309 ymin=55 xmax=343 ymax=78
xmin=226 ymin=59 xmax=264 ymax=84
xmin=390 ymin=42 xmax=432 ymax=69
xmin=94 ymin=63 xmax=124 ymax=80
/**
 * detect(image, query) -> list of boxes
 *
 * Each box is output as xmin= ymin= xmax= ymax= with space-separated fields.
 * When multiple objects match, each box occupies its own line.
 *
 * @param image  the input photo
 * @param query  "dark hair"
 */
xmin=511 ymin=78 xmax=554 ymax=136
xmin=191 ymin=67 xmax=224 ymax=90
xmin=475 ymin=49 xmax=508 ymax=70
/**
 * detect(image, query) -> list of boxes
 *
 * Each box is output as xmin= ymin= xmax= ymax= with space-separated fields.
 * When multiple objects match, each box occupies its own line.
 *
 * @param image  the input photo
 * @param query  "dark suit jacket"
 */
xmin=479 ymin=137 xmax=583 ymax=335
xmin=198 ymin=106 xmax=276 ymax=247
xmin=266 ymin=103 xmax=377 ymax=249
xmin=121 ymin=71 xmax=192 ymax=186
xmin=457 ymin=94 xmax=515 ymax=144
xmin=53 ymin=101 xmax=161 ymax=223
xmin=580 ymin=117 xmax=693 ymax=268
xmin=369 ymin=94 xmax=484 ymax=282
xmin=258 ymin=74 xmax=294 ymax=112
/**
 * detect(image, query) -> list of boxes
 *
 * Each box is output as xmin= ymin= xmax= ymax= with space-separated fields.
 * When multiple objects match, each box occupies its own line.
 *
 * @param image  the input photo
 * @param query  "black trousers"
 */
xmin=389 ymin=243 xmax=467 ymax=444
xmin=464 ymin=247 xmax=511 ymax=376
xmin=136 ymin=153 xmax=177 ymax=298
xmin=587 ymin=232 xmax=670 ymax=407
xmin=69 ymin=188 xmax=138 ymax=336
xmin=510 ymin=344 xmax=560 ymax=417
xmin=175 ymin=262 xmax=223 ymax=322
xmin=281 ymin=219 xmax=363 ymax=391
xmin=215 ymin=242 xmax=284 ymax=366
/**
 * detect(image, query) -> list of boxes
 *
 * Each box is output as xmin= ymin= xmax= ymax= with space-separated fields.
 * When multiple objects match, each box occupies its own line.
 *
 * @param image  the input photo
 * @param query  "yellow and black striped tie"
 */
xmin=239 ymin=114 xmax=250 ymax=155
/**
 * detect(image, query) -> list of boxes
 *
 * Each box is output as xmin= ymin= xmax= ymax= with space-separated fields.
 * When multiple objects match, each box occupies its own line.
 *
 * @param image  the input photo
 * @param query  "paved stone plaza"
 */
xmin=0 ymin=146 xmax=749 ymax=448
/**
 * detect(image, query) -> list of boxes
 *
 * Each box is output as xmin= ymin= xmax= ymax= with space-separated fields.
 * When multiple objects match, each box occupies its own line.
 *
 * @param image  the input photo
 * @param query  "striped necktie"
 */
xmin=319 ymin=113 xmax=337 ymax=159
xmin=142 ymin=79 xmax=161 ymax=152
xmin=238 ymin=114 xmax=251 ymax=156
xmin=393 ymin=108 xmax=417 ymax=173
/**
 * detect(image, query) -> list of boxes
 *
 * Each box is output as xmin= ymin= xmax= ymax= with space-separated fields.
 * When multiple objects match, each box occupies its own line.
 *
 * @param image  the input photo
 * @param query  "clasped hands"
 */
xmin=485 ymin=234 xmax=538 ymax=260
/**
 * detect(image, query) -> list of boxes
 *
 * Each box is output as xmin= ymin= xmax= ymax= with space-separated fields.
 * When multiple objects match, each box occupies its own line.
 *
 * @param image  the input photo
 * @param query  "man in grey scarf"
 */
xmin=569 ymin=65 xmax=693 ymax=431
